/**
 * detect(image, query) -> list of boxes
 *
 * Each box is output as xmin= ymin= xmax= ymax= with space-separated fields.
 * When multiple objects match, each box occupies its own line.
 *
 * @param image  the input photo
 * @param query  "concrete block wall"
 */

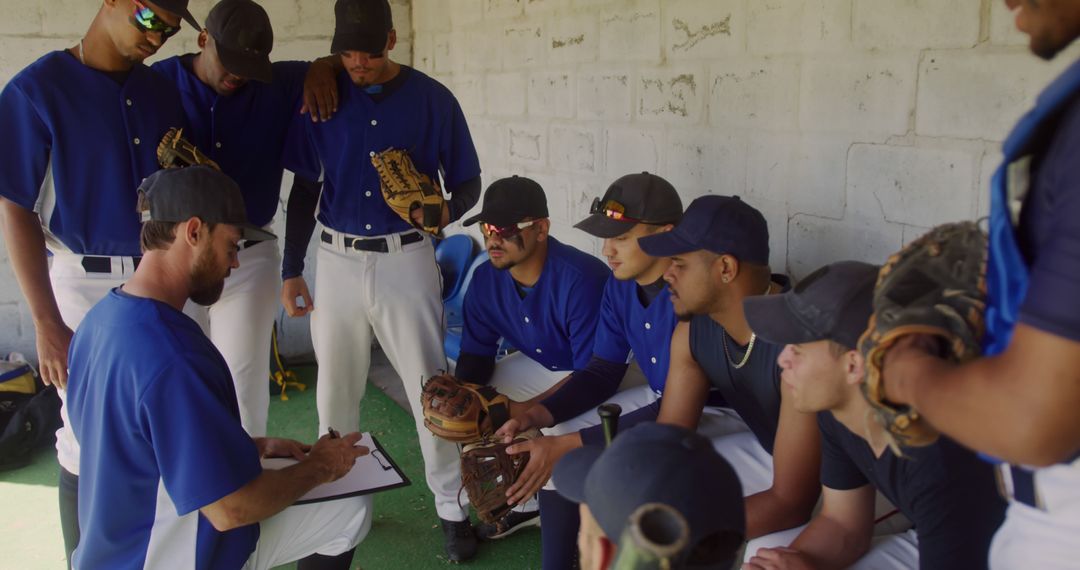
xmin=414 ymin=0 xmax=1075 ymax=277
xmin=0 ymin=0 xmax=411 ymax=359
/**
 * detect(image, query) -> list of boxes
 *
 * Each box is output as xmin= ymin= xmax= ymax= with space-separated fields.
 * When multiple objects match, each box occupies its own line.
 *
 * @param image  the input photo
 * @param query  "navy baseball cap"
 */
xmin=331 ymin=0 xmax=393 ymax=55
xmin=462 ymin=176 xmax=548 ymax=228
xmin=206 ymin=0 xmax=274 ymax=83
xmin=744 ymin=261 xmax=879 ymax=350
xmin=575 ymin=172 xmax=684 ymax=239
xmin=553 ymin=423 xmax=745 ymax=566
xmin=138 ymin=166 xmax=276 ymax=242
xmin=154 ymin=0 xmax=202 ymax=32
xmin=638 ymin=195 xmax=769 ymax=264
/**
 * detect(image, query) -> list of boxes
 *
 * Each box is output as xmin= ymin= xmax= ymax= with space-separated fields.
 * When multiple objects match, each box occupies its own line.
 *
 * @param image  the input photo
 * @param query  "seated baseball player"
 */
xmin=551 ymin=422 xmax=746 ymax=570
xmin=494 ymin=172 xmax=690 ymax=565
xmin=740 ymin=261 xmax=1007 ymax=570
xmin=508 ymin=195 xmax=822 ymax=546
xmin=65 ymin=167 xmax=371 ymax=570
xmin=452 ymin=175 xmax=611 ymax=539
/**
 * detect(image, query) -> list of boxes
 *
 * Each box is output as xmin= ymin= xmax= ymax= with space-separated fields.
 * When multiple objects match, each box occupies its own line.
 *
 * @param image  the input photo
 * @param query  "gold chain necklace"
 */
xmin=722 ymin=282 xmax=773 ymax=370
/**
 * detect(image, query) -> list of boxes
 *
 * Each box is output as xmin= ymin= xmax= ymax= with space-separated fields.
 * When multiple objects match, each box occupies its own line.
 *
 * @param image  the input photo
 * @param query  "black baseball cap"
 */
xmin=331 ymin=0 xmax=393 ymax=55
xmin=205 ymin=0 xmax=274 ymax=83
xmin=553 ymin=423 xmax=745 ymax=567
xmin=638 ymin=195 xmax=769 ymax=264
xmin=574 ymin=172 xmax=684 ymax=239
xmin=138 ymin=166 xmax=276 ymax=242
xmin=154 ymin=0 xmax=202 ymax=32
xmin=462 ymin=176 xmax=549 ymax=228
xmin=744 ymin=261 xmax=880 ymax=350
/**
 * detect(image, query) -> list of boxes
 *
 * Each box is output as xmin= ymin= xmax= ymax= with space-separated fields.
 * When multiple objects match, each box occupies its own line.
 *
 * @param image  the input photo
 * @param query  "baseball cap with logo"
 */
xmin=138 ymin=166 xmax=276 ymax=242
xmin=205 ymin=0 xmax=274 ymax=83
xmin=744 ymin=261 xmax=880 ymax=350
xmin=574 ymin=172 xmax=684 ymax=239
xmin=331 ymin=0 xmax=394 ymax=55
xmin=462 ymin=176 xmax=549 ymax=228
xmin=638 ymin=195 xmax=770 ymax=265
xmin=154 ymin=0 xmax=201 ymax=31
xmin=553 ymin=422 xmax=745 ymax=567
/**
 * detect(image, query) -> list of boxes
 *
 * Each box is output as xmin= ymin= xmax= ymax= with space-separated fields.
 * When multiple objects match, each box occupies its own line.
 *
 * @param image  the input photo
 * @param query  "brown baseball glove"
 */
xmin=421 ymin=374 xmax=511 ymax=443
xmin=859 ymin=221 xmax=988 ymax=452
xmin=460 ymin=429 xmax=541 ymax=524
xmin=157 ymin=127 xmax=220 ymax=170
xmin=370 ymin=148 xmax=445 ymax=235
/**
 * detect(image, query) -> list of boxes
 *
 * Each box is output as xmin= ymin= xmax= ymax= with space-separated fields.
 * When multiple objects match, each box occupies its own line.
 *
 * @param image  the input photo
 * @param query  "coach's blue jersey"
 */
xmin=461 ymin=238 xmax=611 ymax=371
xmin=67 ymin=290 xmax=261 ymax=570
xmin=152 ymin=57 xmax=309 ymax=228
xmin=284 ymin=66 xmax=480 ymax=236
xmin=0 ymin=52 xmax=186 ymax=256
xmin=592 ymin=277 xmax=677 ymax=394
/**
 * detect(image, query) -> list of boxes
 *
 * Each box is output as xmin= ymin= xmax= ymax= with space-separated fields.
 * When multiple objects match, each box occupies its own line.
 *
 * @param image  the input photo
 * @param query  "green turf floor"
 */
xmin=0 ymin=366 xmax=542 ymax=569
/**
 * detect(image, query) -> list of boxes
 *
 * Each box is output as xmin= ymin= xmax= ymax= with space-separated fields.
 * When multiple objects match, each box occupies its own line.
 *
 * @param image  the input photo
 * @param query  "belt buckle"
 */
xmin=350 ymin=238 xmax=366 ymax=252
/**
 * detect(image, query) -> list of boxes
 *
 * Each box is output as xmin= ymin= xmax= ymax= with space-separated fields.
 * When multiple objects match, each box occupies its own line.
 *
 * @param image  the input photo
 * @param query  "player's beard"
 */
xmin=189 ymin=247 xmax=228 ymax=306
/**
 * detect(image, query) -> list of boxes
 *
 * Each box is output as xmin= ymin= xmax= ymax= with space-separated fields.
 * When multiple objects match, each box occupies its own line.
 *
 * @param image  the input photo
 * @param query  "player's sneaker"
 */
xmin=474 ymin=509 xmax=541 ymax=541
xmin=440 ymin=517 xmax=477 ymax=562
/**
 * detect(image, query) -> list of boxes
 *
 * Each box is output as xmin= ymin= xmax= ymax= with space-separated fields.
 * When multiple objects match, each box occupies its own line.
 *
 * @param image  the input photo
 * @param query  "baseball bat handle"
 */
xmin=598 ymin=403 xmax=622 ymax=447
xmin=613 ymin=502 xmax=691 ymax=570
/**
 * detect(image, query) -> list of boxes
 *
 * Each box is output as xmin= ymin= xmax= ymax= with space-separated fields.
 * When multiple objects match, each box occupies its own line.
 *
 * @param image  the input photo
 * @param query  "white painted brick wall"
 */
xmin=413 ymin=0 xmax=1068 ymax=295
xmin=0 ymin=0 xmax=412 ymax=360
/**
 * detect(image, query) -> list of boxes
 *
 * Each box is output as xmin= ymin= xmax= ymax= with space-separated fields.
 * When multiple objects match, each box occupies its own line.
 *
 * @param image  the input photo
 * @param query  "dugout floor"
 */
xmin=0 ymin=352 xmax=542 ymax=569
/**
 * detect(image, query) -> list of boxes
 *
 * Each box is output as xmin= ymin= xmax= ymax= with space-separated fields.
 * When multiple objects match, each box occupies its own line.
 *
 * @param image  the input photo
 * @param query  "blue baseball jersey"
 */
xmin=151 ymin=57 xmax=309 ymax=228
xmin=67 ymin=289 xmax=261 ymax=570
xmin=0 ymin=52 xmax=186 ymax=256
xmin=461 ymin=238 xmax=611 ymax=371
xmin=284 ymin=66 xmax=480 ymax=236
xmin=591 ymin=278 xmax=677 ymax=394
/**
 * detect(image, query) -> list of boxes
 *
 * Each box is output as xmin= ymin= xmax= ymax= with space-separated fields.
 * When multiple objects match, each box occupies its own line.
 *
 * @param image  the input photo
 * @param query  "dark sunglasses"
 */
xmin=131 ymin=0 xmax=181 ymax=40
xmin=589 ymin=197 xmax=644 ymax=224
xmin=480 ymin=220 xmax=537 ymax=239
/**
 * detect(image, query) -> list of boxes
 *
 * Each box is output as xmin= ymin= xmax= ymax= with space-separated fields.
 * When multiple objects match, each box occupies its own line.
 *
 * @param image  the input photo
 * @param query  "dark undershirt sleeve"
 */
xmin=453 ymin=350 xmax=496 ymax=386
xmin=281 ymin=175 xmax=321 ymax=280
xmin=579 ymin=399 xmax=661 ymax=446
xmin=541 ymin=356 xmax=628 ymax=425
xmin=446 ymin=175 xmax=481 ymax=224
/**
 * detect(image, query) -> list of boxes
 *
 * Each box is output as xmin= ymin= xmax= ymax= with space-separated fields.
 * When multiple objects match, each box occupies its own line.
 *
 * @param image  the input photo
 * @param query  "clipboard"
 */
xmin=261 ymin=432 xmax=411 ymax=505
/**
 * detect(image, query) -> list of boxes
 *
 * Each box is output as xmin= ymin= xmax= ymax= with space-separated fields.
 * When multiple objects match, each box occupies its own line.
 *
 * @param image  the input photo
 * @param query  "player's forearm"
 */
xmin=892 ymin=348 xmax=1080 ymax=465
xmin=445 ymin=176 xmax=481 ymax=223
xmin=202 ymin=460 xmax=331 ymax=531
xmin=744 ymin=489 xmax=816 ymax=539
xmin=281 ymin=176 xmax=320 ymax=279
xmin=787 ymin=515 xmax=871 ymax=570
xmin=0 ymin=200 xmax=63 ymax=326
xmin=540 ymin=357 xmax=626 ymax=425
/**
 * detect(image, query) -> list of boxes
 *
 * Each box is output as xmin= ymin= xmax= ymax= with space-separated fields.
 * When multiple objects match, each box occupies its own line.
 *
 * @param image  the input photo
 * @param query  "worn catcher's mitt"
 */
xmin=460 ymin=429 xmax=541 ymax=524
xmin=859 ymin=221 xmax=988 ymax=452
xmin=370 ymin=148 xmax=445 ymax=235
xmin=421 ymin=374 xmax=511 ymax=443
xmin=157 ymin=127 xmax=220 ymax=170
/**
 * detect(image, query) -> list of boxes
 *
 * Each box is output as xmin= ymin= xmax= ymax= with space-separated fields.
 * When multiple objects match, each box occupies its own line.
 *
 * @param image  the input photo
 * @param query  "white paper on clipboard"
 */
xmin=261 ymin=432 xmax=410 ymax=505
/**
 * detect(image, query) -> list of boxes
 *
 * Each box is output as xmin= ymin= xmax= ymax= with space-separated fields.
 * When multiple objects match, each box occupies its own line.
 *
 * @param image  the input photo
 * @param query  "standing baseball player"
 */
xmin=451 ymin=176 xmax=611 ymax=544
xmin=67 ymin=166 xmax=372 ymax=570
xmin=493 ymin=172 xmax=686 ymax=566
xmin=0 ymin=0 xmax=197 ymax=564
xmin=280 ymin=0 xmax=482 ymax=561
xmin=504 ymin=196 xmax=822 ymax=549
xmin=742 ymin=261 xmax=1006 ymax=570
xmin=151 ymin=0 xmax=337 ymax=436
xmin=881 ymin=1 xmax=1080 ymax=566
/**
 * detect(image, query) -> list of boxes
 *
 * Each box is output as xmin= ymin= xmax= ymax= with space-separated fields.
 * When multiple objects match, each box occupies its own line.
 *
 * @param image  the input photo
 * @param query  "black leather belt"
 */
xmin=81 ymin=256 xmax=140 ymax=274
xmin=321 ymin=230 xmax=423 ymax=252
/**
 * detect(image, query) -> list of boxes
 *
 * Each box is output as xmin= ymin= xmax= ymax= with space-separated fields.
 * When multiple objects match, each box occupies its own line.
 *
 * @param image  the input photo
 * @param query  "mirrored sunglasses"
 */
xmin=131 ymin=0 xmax=181 ymax=39
xmin=480 ymin=220 xmax=537 ymax=239
xmin=589 ymin=197 xmax=644 ymax=224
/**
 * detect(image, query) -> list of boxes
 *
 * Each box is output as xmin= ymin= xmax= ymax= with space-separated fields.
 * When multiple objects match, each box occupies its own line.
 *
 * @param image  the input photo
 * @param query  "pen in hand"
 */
xmin=328 ymin=427 xmax=341 ymax=439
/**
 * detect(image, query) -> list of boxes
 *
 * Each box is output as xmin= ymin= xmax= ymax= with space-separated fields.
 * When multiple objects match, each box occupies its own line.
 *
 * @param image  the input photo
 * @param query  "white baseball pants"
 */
xmin=990 ymin=459 xmax=1080 ymax=569
xmin=244 ymin=494 xmax=373 ymax=570
xmin=310 ymin=230 xmax=466 ymax=520
xmin=50 ymin=253 xmax=139 ymax=475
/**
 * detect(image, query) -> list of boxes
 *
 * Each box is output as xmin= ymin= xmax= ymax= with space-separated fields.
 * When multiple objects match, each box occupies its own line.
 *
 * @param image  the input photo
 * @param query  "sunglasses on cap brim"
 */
xmin=589 ymin=197 xmax=646 ymax=224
